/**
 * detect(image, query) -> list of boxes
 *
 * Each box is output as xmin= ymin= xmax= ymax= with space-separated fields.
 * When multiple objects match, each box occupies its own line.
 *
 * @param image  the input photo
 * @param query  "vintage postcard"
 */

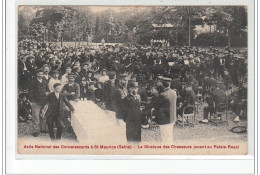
xmin=17 ymin=5 xmax=249 ymax=155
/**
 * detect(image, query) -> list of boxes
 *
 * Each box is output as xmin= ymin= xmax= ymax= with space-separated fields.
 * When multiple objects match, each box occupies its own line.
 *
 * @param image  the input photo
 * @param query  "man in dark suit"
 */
xmin=124 ymin=81 xmax=142 ymax=142
xmin=170 ymin=76 xmax=183 ymax=96
xmin=114 ymin=73 xmax=128 ymax=128
xmin=178 ymin=84 xmax=196 ymax=118
xmin=62 ymin=73 xmax=80 ymax=102
xmin=45 ymin=83 xmax=75 ymax=141
xmin=200 ymin=83 xmax=226 ymax=123
xmin=154 ymin=77 xmax=177 ymax=142
xmin=232 ymin=82 xmax=247 ymax=122
xmin=211 ymin=83 xmax=227 ymax=107
xmin=18 ymin=55 xmax=29 ymax=91
xmin=103 ymin=71 xmax=116 ymax=111
xmin=26 ymin=55 xmax=37 ymax=82
xmin=28 ymin=69 xmax=49 ymax=137
xmin=42 ymin=64 xmax=52 ymax=83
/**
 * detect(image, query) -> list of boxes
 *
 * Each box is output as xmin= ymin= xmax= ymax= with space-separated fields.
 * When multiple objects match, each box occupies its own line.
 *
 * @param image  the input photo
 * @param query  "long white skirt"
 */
xmin=70 ymin=100 xmax=127 ymax=144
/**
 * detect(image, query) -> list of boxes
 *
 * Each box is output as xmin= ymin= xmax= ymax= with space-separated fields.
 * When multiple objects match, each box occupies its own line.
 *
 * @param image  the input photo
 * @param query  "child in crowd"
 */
xmin=18 ymin=93 xmax=32 ymax=122
xmin=95 ymin=82 xmax=103 ymax=105
xmin=86 ymin=82 xmax=96 ymax=102
xmin=80 ymin=77 xmax=88 ymax=100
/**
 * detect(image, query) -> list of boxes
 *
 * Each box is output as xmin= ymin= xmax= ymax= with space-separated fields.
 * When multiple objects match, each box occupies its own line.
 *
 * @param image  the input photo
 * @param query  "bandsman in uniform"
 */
xmin=154 ymin=77 xmax=177 ymax=142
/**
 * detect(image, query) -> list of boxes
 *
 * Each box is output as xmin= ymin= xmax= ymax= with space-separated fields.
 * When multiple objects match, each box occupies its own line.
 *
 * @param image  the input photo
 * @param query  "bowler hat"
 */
xmin=36 ymin=69 xmax=43 ymax=73
xmin=42 ymin=64 xmax=51 ymax=69
xmin=83 ymin=62 xmax=89 ymax=66
xmin=128 ymin=81 xmax=138 ymax=88
xmin=108 ymin=71 xmax=116 ymax=77
xmin=68 ymin=73 xmax=76 ymax=78
xmin=52 ymin=70 xmax=59 ymax=75
xmin=119 ymin=73 xmax=128 ymax=79
xmin=159 ymin=77 xmax=172 ymax=82
xmin=53 ymin=83 xmax=61 ymax=89
xmin=101 ymin=69 xmax=108 ymax=73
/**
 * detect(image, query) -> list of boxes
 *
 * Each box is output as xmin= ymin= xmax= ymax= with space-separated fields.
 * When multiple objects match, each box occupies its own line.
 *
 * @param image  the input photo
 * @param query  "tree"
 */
xmin=204 ymin=6 xmax=247 ymax=47
xmin=18 ymin=6 xmax=37 ymax=40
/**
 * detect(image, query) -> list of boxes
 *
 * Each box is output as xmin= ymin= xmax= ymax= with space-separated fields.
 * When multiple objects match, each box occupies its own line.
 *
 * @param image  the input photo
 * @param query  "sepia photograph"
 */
xmin=17 ymin=5 xmax=248 ymax=155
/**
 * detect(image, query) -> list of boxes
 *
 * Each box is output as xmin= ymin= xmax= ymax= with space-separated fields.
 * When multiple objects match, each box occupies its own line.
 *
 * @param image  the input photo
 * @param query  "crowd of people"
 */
xmin=18 ymin=38 xmax=248 ymax=142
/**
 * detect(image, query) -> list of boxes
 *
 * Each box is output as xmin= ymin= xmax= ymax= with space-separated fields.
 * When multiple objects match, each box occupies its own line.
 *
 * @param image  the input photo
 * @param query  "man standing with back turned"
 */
xmin=154 ymin=77 xmax=177 ymax=142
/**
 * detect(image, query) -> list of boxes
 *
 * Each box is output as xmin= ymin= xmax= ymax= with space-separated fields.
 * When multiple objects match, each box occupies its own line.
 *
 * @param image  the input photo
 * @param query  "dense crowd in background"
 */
xmin=17 ymin=38 xmax=248 ymax=142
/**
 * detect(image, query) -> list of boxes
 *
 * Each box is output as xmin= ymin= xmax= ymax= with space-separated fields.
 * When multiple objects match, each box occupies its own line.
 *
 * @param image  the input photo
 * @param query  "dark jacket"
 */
xmin=45 ymin=92 xmax=75 ymax=129
xmin=95 ymin=88 xmax=103 ymax=102
xmin=154 ymin=88 xmax=177 ymax=125
xmin=18 ymin=59 xmax=27 ymax=75
xmin=170 ymin=79 xmax=183 ymax=96
xmin=79 ymin=83 xmax=88 ymax=99
xmin=103 ymin=80 xmax=116 ymax=111
xmin=45 ymin=92 xmax=75 ymax=118
xmin=114 ymin=83 xmax=128 ymax=119
xmin=86 ymin=89 xmax=96 ymax=102
xmin=62 ymin=82 xmax=80 ymax=101
xmin=74 ymin=72 xmax=82 ymax=85
xmin=125 ymin=94 xmax=142 ymax=142
xmin=211 ymin=88 xmax=226 ymax=106
xmin=29 ymin=78 xmax=49 ymax=104
xmin=43 ymin=74 xmax=52 ymax=83
xmin=184 ymin=89 xmax=196 ymax=106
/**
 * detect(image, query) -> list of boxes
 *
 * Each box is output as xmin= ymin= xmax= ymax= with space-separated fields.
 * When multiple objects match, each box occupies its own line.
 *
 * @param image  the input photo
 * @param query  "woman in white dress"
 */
xmin=98 ymin=69 xmax=109 ymax=83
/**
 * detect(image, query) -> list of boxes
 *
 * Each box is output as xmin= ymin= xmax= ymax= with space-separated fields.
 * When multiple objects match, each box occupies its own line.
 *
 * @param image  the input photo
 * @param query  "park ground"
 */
xmin=18 ymin=103 xmax=247 ymax=144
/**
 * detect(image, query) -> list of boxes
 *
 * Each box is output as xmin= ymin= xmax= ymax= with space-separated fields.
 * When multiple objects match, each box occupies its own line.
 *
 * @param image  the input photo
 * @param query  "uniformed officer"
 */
xmin=154 ymin=77 xmax=177 ymax=142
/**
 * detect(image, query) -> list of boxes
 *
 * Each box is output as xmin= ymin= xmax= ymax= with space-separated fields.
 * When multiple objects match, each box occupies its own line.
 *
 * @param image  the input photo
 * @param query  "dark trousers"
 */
xmin=105 ymin=99 xmax=115 ymax=111
xmin=47 ymin=115 xmax=63 ymax=141
xmin=218 ymin=66 xmax=225 ymax=78
xmin=203 ymin=106 xmax=215 ymax=119
xmin=236 ymin=101 xmax=247 ymax=116
xmin=18 ymin=72 xmax=28 ymax=91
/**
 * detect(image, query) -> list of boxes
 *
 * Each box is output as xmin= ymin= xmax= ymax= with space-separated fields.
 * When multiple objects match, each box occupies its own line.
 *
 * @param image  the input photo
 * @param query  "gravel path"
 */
xmin=18 ymin=103 xmax=247 ymax=144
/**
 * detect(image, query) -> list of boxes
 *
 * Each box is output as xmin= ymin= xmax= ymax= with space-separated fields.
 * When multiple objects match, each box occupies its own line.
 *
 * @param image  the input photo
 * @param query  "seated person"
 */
xmin=200 ymin=83 xmax=226 ymax=123
xmin=177 ymin=85 xmax=196 ymax=118
xmin=232 ymin=82 xmax=247 ymax=122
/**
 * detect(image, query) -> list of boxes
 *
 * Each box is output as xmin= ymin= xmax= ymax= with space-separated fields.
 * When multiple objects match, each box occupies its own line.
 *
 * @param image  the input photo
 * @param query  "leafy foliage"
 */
xmin=18 ymin=6 xmax=247 ymax=47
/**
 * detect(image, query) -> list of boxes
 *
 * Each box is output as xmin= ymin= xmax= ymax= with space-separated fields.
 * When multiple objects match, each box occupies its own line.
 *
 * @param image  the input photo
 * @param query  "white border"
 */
xmin=5 ymin=0 xmax=256 ymax=174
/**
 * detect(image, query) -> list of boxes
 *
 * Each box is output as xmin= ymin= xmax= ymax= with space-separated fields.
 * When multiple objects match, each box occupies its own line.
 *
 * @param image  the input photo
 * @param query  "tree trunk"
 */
xmin=78 ymin=32 xmax=80 ymax=47
xmin=61 ymin=35 xmax=63 ymax=47
xmin=175 ymin=31 xmax=178 ymax=46
xmin=188 ymin=17 xmax=191 ymax=46
xmin=227 ymin=29 xmax=231 ymax=47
